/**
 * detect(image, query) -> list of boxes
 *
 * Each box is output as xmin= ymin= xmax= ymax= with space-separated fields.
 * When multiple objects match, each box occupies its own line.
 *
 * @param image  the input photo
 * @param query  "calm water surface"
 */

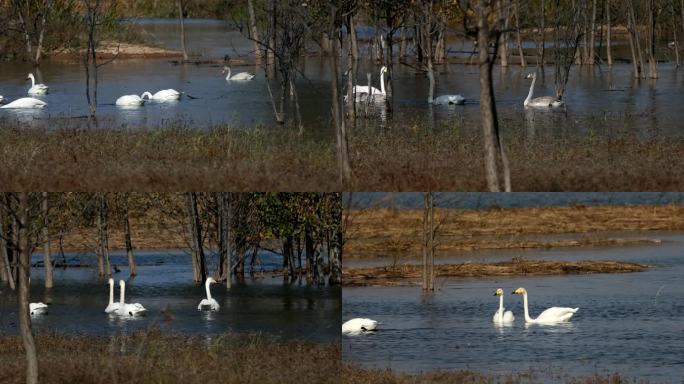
xmin=0 ymin=250 xmax=340 ymax=342
xmin=0 ymin=19 xmax=682 ymax=137
xmin=342 ymin=236 xmax=684 ymax=382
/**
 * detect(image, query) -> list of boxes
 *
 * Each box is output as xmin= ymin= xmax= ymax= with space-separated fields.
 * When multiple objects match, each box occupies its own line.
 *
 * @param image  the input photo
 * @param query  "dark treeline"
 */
xmin=0 ymin=192 xmax=343 ymax=290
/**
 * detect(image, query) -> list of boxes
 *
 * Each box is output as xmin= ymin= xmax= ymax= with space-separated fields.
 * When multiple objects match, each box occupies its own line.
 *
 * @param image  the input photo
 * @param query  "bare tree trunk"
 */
xmin=0 ymin=200 xmax=15 ymax=289
xmin=399 ymin=27 xmax=407 ymax=62
xmin=514 ymin=0 xmax=527 ymax=67
xmin=350 ymin=15 xmax=359 ymax=60
xmin=18 ymin=193 xmax=38 ymax=384
xmin=328 ymin=11 xmax=352 ymax=185
xmin=185 ymin=193 xmax=206 ymax=284
xmin=267 ymin=0 xmax=276 ymax=77
xmin=539 ymin=0 xmax=546 ymax=67
xmin=346 ymin=15 xmax=356 ymax=124
xmin=246 ymin=0 xmax=262 ymax=64
xmin=221 ymin=193 xmax=231 ymax=289
xmin=122 ymin=197 xmax=137 ymax=277
xmin=648 ymin=0 xmax=658 ymax=78
xmin=422 ymin=193 xmax=428 ymax=291
xmin=627 ymin=2 xmax=644 ymax=78
xmin=305 ymin=225 xmax=314 ymax=284
xmin=177 ymin=0 xmax=188 ymax=60
xmin=42 ymin=192 xmax=53 ymax=288
xmin=34 ymin=0 xmax=54 ymax=63
xmin=99 ymin=194 xmax=111 ymax=277
xmin=671 ymin=0 xmax=680 ymax=66
xmin=589 ymin=0 xmax=597 ymax=65
xmin=499 ymin=0 xmax=510 ymax=67
xmin=428 ymin=192 xmax=434 ymax=291
xmin=606 ymin=0 xmax=613 ymax=66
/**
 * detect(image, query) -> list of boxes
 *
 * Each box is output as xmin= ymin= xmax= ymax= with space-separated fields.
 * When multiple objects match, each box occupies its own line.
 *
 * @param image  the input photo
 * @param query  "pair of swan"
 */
xmin=350 ymin=66 xmax=387 ymax=102
xmin=342 ymin=318 xmax=379 ymax=335
xmin=494 ymin=287 xmax=578 ymax=324
xmin=116 ymin=89 xmax=181 ymax=106
xmin=223 ymin=66 xmax=255 ymax=81
xmin=524 ymin=73 xmax=565 ymax=108
xmin=105 ymin=278 xmax=146 ymax=317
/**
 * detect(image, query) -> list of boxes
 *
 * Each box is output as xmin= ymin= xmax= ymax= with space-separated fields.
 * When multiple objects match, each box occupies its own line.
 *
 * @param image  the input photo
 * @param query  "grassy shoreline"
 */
xmin=0 ymin=332 xmax=340 ymax=384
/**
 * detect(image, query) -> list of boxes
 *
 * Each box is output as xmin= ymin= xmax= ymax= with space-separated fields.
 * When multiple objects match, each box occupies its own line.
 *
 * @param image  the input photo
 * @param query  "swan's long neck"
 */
xmin=205 ymin=280 xmax=212 ymax=300
xmin=119 ymin=282 xmax=125 ymax=306
xmin=524 ymin=76 xmax=536 ymax=106
xmin=522 ymin=292 xmax=534 ymax=322
xmin=226 ymin=68 xmax=231 ymax=80
xmin=29 ymin=74 xmax=36 ymax=87
xmin=109 ymin=280 xmax=114 ymax=305
xmin=498 ymin=295 xmax=504 ymax=321
xmin=379 ymin=70 xmax=386 ymax=95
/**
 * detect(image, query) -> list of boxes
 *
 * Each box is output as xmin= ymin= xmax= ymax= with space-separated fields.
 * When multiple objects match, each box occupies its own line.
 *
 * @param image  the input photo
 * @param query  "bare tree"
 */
xmin=246 ymin=0 xmax=262 ymax=64
xmin=422 ymin=192 xmax=435 ymax=291
xmin=122 ymin=195 xmax=137 ymax=276
xmin=513 ymin=0 xmax=527 ymax=67
xmin=98 ymin=193 xmax=111 ymax=277
xmin=42 ymin=192 xmax=53 ymax=288
xmin=553 ymin=0 xmax=582 ymax=100
xmin=185 ymin=193 xmax=206 ymax=284
xmin=17 ymin=193 xmax=38 ymax=384
xmin=647 ymin=0 xmax=659 ymax=78
xmin=177 ymin=0 xmax=188 ymax=61
xmin=0 ymin=198 xmax=15 ymax=289
xmin=606 ymin=0 xmax=613 ymax=66
xmin=11 ymin=0 xmax=55 ymax=64
xmin=670 ymin=0 xmax=680 ymax=66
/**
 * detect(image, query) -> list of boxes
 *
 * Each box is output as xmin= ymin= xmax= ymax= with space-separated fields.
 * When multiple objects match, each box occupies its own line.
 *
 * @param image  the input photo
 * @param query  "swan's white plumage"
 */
xmin=29 ymin=302 xmax=48 ymax=315
xmin=142 ymin=89 xmax=181 ymax=102
xmin=223 ymin=66 xmax=255 ymax=81
xmin=342 ymin=318 xmax=378 ymax=334
xmin=198 ymin=277 xmax=220 ymax=311
xmin=523 ymin=73 xmax=565 ymax=108
xmin=492 ymin=288 xmax=515 ymax=324
xmin=115 ymin=280 xmax=146 ymax=317
xmin=116 ymin=95 xmax=145 ymax=106
xmin=512 ymin=287 xmax=578 ymax=324
xmin=105 ymin=278 xmax=120 ymax=313
xmin=27 ymin=73 xmax=49 ymax=95
xmin=431 ymin=94 xmax=466 ymax=105
xmin=1 ymin=97 xmax=47 ymax=109
xmin=348 ymin=66 xmax=387 ymax=102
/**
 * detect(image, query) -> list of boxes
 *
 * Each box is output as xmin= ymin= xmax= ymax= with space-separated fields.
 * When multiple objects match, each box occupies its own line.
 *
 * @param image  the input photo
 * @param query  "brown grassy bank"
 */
xmin=1 ymin=123 xmax=684 ymax=191
xmin=0 ymin=332 xmax=339 ymax=384
xmin=345 ymin=205 xmax=684 ymax=259
xmin=342 ymin=364 xmax=637 ymax=384
xmin=343 ymin=260 xmax=649 ymax=286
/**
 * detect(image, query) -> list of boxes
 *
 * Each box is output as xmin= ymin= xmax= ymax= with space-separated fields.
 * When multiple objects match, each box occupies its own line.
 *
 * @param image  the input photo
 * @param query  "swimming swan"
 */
xmin=30 ymin=302 xmax=48 ymax=315
xmin=350 ymin=66 xmax=387 ymax=102
xmin=115 ymin=280 xmax=146 ymax=317
xmin=197 ymin=277 xmax=220 ymax=311
xmin=27 ymin=73 xmax=49 ymax=95
xmin=512 ymin=287 xmax=578 ymax=324
xmin=523 ymin=73 xmax=564 ymax=108
xmin=430 ymin=94 xmax=465 ymax=105
xmin=104 ymin=278 xmax=120 ymax=313
xmin=223 ymin=66 xmax=255 ymax=81
xmin=0 ymin=97 xmax=47 ymax=109
xmin=342 ymin=318 xmax=379 ymax=334
xmin=116 ymin=94 xmax=145 ymax=107
xmin=492 ymin=288 xmax=515 ymax=324
xmin=141 ymin=89 xmax=182 ymax=102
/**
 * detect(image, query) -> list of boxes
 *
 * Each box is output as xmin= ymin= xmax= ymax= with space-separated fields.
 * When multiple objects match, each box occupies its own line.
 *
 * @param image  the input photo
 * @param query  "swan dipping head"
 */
xmin=512 ymin=287 xmax=527 ymax=295
xmin=494 ymin=288 xmax=505 ymax=296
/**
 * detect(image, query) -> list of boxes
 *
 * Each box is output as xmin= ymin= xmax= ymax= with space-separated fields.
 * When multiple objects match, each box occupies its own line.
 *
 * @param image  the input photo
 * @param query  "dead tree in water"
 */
xmin=17 ymin=193 xmax=38 ymax=384
xmin=121 ymin=194 xmax=137 ymax=276
xmin=422 ymin=192 xmax=435 ymax=291
xmin=647 ymin=0 xmax=659 ymax=78
xmin=606 ymin=0 xmax=613 ymax=66
xmin=177 ymin=0 xmax=188 ymax=60
xmin=42 ymin=192 xmax=53 ymax=288
xmin=552 ymin=0 xmax=582 ymax=100
xmin=185 ymin=193 xmax=207 ymax=284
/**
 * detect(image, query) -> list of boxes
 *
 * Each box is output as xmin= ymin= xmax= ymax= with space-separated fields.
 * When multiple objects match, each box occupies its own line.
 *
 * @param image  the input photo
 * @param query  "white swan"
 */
xmin=350 ymin=66 xmax=387 ymax=102
xmin=0 ymin=95 xmax=4 ymax=104
xmin=27 ymin=73 xmax=49 ymax=95
xmin=29 ymin=302 xmax=48 ymax=315
xmin=116 ymin=94 xmax=145 ymax=107
xmin=430 ymin=94 xmax=465 ymax=105
xmin=0 ymin=97 xmax=46 ymax=109
xmin=115 ymin=280 xmax=146 ymax=317
xmin=142 ymin=89 xmax=182 ymax=102
xmin=512 ymin=287 xmax=578 ymax=324
xmin=223 ymin=66 xmax=255 ymax=81
xmin=523 ymin=73 xmax=564 ymax=108
xmin=342 ymin=318 xmax=379 ymax=334
xmin=104 ymin=278 xmax=120 ymax=313
xmin=492 ymin=288 xmax=515 ymax=324
xmin=197 ymin=277 xmax=220 ymax=311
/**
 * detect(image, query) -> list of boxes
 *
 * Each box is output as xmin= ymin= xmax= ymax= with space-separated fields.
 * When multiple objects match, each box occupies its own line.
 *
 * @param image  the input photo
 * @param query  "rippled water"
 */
xmin=0 ymin=250 xmax=340 ymax=342
xmin=342 ymin=234 xmax=684 ymax=381
xmin=0 ymin=19 xmax=682 ymax=137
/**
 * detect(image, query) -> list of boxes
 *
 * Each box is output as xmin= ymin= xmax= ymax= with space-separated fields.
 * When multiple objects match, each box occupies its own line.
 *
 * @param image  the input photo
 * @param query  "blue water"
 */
xmin=342 ymin=234 xmax=684 ymax=382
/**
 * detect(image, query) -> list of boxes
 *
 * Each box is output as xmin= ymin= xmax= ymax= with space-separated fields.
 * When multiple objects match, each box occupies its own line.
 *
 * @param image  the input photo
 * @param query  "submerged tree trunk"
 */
xmin=99 ymin=194 xmax=111 ymax=277
xmin=177 ymin=0 xmax=188 ymax=60
xmin=514 ymin=0 xmax=526 ymax=67
xmin=42 ymin=192 xmax=53 ymax=288
xmin=185 ymin=193 xmax=206 ymax=284
xmin=328 ymin=9 xmax=352 ymax=184
xmin=18 ymin=193 xmax=38 ymax=384
xmin=589 ymin=0 xmax=597 ymax=65
xmin=122 ymin=197 xmax=137 ymax=277
xmin=606 ymin=0 xmax=613 ymax=66
xmin=647 ymin=0 xmax=658 ymax=78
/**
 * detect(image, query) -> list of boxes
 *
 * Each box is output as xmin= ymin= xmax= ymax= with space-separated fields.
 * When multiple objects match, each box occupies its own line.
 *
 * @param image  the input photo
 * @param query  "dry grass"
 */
xmin=343 ymin=259 xmax=648 ymax=286
xmin=1 ymin=121 xmax=684 ymax=191
xmin=342 ymin=364 xmax=636 ymax=384
xmin=345 ymin=205 xmax=684 ymax=258
xmin=0 ymin=331 xmax=340 ymax=384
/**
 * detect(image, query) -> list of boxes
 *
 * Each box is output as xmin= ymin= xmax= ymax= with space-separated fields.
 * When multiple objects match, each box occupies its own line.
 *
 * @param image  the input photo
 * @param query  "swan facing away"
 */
xmin=492 ymin=288 xmax=515 ymax=324
xmin=142 ymin=89 xmax=182 ymax=102
xmin=512 ymin=287 xmax=578 ymax=324
xmin=223 ymin=66 xmax=255 ymax=81
xmin=523 ymin=73 xmax=564 ymax=108
xmin=116 ymin=94 xmax=145 ymax=107
xmin=430 ymin=94 xmax=465 ymax=105
xmin=0 ymin=97 xmax=47 ymax=109
xmin=30 ymin=302 xmax=48 ymax=315
xmin=349 ymin=66 xmax=387 ymax=103
xmin=342 ymin=318 xmax=379 ymax=335
xmin=105 ymin=278 xmax=121 ymax=313
xmin=115 ymin=280 xmax=146 ymax=317
xmin=197 ymin=277 xmax=220 ymax=311
xmin=27 ymin=73 xmax=49 ymax=95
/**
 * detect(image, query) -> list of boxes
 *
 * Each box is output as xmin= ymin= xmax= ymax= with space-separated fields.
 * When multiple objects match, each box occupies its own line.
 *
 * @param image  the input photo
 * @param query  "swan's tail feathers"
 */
xmin=572 ymin=308 xmax=579 ymax=313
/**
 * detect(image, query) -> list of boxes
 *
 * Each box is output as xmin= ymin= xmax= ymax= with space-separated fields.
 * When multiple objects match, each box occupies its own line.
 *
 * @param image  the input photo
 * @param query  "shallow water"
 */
xmin=0 ymin=19 xmax=682 ymax=137
xmin=342 ymin=236 xmax=684 ymax=381
xmin=0 ymin=250 xmax=340 ymax=342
